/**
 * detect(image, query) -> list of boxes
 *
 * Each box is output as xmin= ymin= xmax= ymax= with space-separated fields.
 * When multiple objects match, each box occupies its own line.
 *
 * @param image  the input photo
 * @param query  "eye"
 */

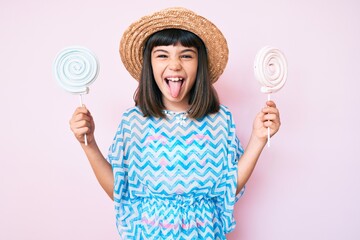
xmin=156 ymin=54 xmax=168 ymax=58
xmin=181 ymin=54 xmax=193 ymax=59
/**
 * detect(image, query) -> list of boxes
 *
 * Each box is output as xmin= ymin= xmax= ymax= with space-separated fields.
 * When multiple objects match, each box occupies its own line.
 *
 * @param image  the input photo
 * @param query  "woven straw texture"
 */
xmin=119 ymin=7 xmax=228 ymax=83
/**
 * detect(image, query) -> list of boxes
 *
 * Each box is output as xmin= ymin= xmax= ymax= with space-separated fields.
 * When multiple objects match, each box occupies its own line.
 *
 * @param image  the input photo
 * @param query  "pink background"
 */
xmin=1 ymin=0 xmax=359 ymax=239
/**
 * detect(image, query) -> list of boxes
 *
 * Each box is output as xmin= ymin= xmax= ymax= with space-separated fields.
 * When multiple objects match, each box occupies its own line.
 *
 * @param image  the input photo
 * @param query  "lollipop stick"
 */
xmin=267 ymin=93 xmax=271 ymax=148
xmin=79 ymin=94 xmax=88 ymax=146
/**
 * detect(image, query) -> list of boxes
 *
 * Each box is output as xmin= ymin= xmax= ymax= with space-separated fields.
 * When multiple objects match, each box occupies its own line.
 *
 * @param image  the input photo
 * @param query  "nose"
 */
xmin=168 ymin=58 xmax=182 ymax=71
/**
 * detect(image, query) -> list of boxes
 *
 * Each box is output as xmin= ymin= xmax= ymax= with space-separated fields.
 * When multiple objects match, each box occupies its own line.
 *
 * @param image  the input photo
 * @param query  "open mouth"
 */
xmin=165 ymin=77 xmax=184 ymax=98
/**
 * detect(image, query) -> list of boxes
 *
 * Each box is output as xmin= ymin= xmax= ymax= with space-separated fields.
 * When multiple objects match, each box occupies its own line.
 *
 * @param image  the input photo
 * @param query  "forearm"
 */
xmin=236 ymin=100 xmax=281 ymax=195
xmin=81 ymin=140 xmax=114 ymax=200
xmin=236 ymin=134 xmax=266 ymax=194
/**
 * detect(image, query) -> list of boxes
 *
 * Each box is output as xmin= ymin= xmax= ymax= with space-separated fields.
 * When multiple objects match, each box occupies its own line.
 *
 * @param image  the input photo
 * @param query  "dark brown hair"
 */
xmin=134 ymin=28 xmax=220 ymax=119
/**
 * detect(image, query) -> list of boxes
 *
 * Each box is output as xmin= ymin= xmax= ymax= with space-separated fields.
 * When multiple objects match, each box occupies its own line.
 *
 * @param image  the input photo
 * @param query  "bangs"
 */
xmin=145 ymin=28 xmax=203 ymax=49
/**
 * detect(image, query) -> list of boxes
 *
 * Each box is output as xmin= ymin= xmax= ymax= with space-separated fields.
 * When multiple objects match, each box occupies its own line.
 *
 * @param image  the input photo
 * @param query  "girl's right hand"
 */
xmin=69 ymin=106 xmax=95 ymax=145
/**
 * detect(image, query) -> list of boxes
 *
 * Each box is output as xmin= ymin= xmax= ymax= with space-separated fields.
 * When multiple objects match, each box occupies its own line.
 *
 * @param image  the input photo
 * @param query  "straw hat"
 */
xmin=119 ymin=7 xmax=228 ymax=83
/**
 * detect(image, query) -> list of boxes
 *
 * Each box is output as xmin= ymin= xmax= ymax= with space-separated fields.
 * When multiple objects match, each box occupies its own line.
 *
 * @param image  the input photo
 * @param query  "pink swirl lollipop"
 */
xmin=254 ymin=46 xmax=287 ymax=94
xmin=53 ymin=46 xmax=100 ymax=145
xmin=254 ymin=46 xmax=287 ymax=147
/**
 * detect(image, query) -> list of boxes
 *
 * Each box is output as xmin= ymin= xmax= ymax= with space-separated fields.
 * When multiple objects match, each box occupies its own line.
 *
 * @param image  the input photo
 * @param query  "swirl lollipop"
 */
xmin=254 ymin=46 xmax=287 ymax=147
xmin=53 ymin=46 xmax=100 ymax=145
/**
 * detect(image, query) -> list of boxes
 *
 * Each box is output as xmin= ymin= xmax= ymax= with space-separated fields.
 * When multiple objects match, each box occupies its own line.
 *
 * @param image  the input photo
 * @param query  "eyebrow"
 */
xmin=152 ymin=48 xmax=197 ymax=54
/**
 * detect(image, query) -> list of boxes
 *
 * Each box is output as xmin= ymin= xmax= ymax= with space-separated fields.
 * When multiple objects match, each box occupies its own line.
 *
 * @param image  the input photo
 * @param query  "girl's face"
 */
xmin=151 ymin=43 xmax=198 ymax=112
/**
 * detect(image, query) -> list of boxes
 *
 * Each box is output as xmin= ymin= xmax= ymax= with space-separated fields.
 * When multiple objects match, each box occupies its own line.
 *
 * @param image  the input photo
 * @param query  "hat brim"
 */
xmin=119 ymin=7 xmax=228 ymax=83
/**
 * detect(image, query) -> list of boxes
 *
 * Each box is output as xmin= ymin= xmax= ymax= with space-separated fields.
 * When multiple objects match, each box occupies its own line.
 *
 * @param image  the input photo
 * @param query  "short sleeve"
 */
xmin=232 ymin=134 xmax=246 ymax=203
xmin=216 ymin=107 xmax=245 ymax=234
xmin=107 ymin=115 xmax=129 ymax=198
xmin=107 ymin=111 xmax=136 ymax=237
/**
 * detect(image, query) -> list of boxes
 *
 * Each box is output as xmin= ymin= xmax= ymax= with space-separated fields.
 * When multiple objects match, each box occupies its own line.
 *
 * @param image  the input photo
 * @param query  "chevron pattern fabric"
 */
xmin=107 ymin=105 xmax=245 ymax=239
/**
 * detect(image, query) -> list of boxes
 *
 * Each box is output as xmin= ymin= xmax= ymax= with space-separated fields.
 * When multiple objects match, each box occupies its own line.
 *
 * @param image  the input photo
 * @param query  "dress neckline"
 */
xmin=162 ymin=109 xmax=189 ymax=125
xmin=163 ymin=109 xmax=188 ymax=116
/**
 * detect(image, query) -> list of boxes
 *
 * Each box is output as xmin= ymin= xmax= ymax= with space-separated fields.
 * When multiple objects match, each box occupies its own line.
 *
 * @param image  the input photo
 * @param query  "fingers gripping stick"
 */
xmin=53 ymin=46 xmax=100 ymax=146
xmin=254 ymin=46 xmax=287 ymax=147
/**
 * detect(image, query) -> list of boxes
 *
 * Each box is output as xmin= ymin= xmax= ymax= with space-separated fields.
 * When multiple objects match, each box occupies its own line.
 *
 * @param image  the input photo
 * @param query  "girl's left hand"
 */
xmin=252 ymin=100 xmax=281 ymax=143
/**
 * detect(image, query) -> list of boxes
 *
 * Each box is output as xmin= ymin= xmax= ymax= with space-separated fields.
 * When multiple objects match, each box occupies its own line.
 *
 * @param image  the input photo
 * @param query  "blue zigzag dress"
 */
xmin=107 ymin=105 xmax=245 ymax=239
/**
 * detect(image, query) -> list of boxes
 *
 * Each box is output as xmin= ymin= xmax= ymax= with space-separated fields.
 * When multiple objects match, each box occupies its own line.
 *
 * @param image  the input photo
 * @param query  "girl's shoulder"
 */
xmin=122 ymin=106 xmax=142 ymax=117
xmin=219 ymin=104 xmax=230 ymax=113
xmin=209 ymin=104 xmax=236 ymax=125
xmin=118 ymin=106 xmax=146 ymax=123
xmin=217 ymin=104 xmax=234 ymax=117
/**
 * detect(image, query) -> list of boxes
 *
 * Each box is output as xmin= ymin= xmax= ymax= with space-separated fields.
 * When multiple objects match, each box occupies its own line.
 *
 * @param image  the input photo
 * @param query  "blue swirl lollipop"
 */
xmin=53 ymin=46 xmax=100 ymax=145
xmin=53 ymin=46 xmax=99 ymax=94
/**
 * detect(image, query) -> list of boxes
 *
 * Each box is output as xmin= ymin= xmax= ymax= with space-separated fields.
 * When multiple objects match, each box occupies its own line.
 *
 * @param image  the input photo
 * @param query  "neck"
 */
xmin=165 ymin=103 xmax=190 ymax=112
xmin=163 ymin=99 xmax=190 ymax=112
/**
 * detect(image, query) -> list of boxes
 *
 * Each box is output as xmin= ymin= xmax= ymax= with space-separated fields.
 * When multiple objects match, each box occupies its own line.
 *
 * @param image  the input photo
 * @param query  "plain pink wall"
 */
xmin=1 ymin=0 xmax=359 ymax=239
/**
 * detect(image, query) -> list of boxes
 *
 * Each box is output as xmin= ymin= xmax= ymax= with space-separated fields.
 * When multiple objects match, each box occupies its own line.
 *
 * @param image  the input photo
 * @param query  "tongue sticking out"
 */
xmin=168 ymin=80 xmax=182 ymax=98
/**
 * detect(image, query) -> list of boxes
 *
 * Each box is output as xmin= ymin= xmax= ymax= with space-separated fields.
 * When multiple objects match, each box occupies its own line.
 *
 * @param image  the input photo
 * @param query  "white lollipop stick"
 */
xmin=267 ymin=93 xmax=271 ymax=147
xmin=254 ymin=46 xmax=287 ymax=147
xmin=53 ymin=46 xmax=99 ymax=146
xmin=79 ymin=94 xmax=88 ymax=145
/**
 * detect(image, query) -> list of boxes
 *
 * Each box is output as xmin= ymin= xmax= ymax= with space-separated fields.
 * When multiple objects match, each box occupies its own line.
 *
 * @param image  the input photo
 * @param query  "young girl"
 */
xmin=70 ymin=7 xmax=280 ymax=239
